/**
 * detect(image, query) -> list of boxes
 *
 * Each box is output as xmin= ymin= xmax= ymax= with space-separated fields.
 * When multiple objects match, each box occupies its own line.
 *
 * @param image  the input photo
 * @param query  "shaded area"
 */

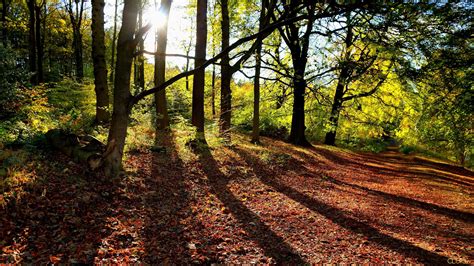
xmin=196 ymin=145 xmax=306 ymax=264
xmin=232 ymin=146 xmax=456 ymax=265
xmin=323 ymin=174 xmax=474 ymax=223
xmin=0 ymin=153 xmax=119 ymax=264
xmin=141 ymin=132 xmax=193 ymax=263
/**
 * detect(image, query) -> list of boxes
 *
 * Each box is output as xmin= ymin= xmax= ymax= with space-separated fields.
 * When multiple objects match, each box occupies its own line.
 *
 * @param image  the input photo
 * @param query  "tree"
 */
xmin=66 ymin=0 xmax=85 ymax=81
xmin=26 ymin=0 xmax=37 ymax=84
xmin=219 ymin=0 xmax=230 ymax=140
xmin=109 ymin=0 xmax=119 ymax=83
xmin=251 ymin=0 xmax=270 ymax=144
xmin=91 ymin=0 xmax=110 ymax=124
xmin=276 ymin=1 xmax=316 ymax=146
xmin=154 ymin=0 xmax=172 ymax=137
xmin=103 ymin=0 xmax=145 ymax=176
xmin=104 ymin=2 xmax=315 ymax=176
xmin=34 ymin=0 xmax=44 ymax=83
xmin=191 ymin=0 xmax=207 ymax=135
xmin=134 ymin=0 xmax=145 ymax=92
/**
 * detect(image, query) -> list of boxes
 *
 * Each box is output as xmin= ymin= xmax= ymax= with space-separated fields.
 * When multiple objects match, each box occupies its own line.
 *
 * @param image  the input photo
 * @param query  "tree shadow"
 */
xmin=142 ymin=131 xmax=193 ymax=264
xmin=321 ymin=174 xmax=474 ymax=223
xmin=232 ymin=146 xmax=455 ymax=265
xmin=307 ymin=146 xmax=474 ymax=188
xmin=195 ymin=145 xmax=306 ymax=264
xmin=0 ymin=153 xmax=119 ymax=264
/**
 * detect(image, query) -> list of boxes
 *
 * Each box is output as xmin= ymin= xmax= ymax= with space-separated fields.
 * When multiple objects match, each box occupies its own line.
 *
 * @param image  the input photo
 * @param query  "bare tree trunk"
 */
xmin=251 ymin=0 xmax=268 ymax=144
xmin=154 ymin=0 xmax=171 ymax=137
xmin=324 ymin=14 xmax=353 ymax=146
xmin=219 ymin=0 xmax=231 ymax=141
xmin=191 ymin=0 xmax=207 ymax=134
xmin=287 ymin=62 xmax=309 ymax=146
xmin=68 ymin=0 xmax=84 ymax=81
xmin=91 ymin=0 xmax=110 ymax=124
xmin=104 ymin=0 xmax=140 ymax=177
xmin=27 ymin=0 xmax=37 ymax=85
xmin=109 ymin=0 xmax=118 ymax=83
xmin=138 ymin=2 xmax=145 ymax=91
xmin=35 ymin=2 xmax=44 ymax=83
xmin=211 ymin=60 xmax=216 ymax=117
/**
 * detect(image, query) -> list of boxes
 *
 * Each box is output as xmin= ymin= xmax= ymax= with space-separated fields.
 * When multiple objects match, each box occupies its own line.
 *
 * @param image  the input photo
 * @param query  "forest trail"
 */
xmin=1 ymin=135 xmax=473 ymax=264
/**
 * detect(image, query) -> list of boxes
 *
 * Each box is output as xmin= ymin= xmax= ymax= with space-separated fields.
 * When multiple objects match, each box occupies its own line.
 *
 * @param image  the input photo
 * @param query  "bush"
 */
xmin=400 ymin=145 xmax=416 ymax=155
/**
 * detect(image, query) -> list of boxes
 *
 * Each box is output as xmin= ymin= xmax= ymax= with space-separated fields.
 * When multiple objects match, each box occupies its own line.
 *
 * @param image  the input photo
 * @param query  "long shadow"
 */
xmin=0 ymin=152 xmax=117 ymax=264
xmin=142 ymin=131 xmax=193 ymax=263
xmin=322 ymin=174 xmax=474 ymax=223
xmin=232 ymin=146 xmax=455 ymax=265
xmin=196 ymin=145 xmax=306 ymax=264
xmin=254 ymin=142 xmax=473 ymax=221
xmin=306 ymin=146 xmax=474 ymax=188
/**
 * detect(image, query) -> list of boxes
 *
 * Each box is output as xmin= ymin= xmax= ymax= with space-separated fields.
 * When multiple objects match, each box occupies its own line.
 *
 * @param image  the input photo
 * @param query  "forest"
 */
xmin=0 ymin=0 xmax=473 ymax=264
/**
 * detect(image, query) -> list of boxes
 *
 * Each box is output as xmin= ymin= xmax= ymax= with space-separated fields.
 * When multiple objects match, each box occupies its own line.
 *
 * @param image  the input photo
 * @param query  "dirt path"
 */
xmin=1 ymin=136 xmax=473 ymax=264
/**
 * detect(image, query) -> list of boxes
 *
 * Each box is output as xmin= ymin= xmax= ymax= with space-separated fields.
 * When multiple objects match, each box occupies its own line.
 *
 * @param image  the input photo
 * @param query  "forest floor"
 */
xmin=1 ymin=133 xmax=473 ymax=264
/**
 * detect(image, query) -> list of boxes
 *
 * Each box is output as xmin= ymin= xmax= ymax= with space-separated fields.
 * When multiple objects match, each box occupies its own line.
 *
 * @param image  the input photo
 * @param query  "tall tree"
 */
xmin=154 ymin=0 xmax=172 ymax=136
xmin=103 ymin=2 xmax=312 ymax=176
xmin=104 ymin=0 xmax=145 ymax=176
xmin=191 ymin=0 xmax=207 ymax=134
xmin=219 ymin=0 xmax=230 ymax=140
xmin=91 ymin=0 xmax=110 ymax=124
xmin=66 ymin=0 xmax=85 ymax=80
xmin=323 ymin=10 xmax=395 ymax=146
xmin=26 ymin=0 xmax=37 ymax=84
xmin=34 ymin=0 xmax=44 ymax=83
xmin=251 ymin=0 xmax=269 ymax=144
xmin=109 ymin=0 xmax=119 ymax=83
xmin=277 ymin=1 xmax=315 ymax=146
xmin=134 ymin=0 xmax=145 ymax=92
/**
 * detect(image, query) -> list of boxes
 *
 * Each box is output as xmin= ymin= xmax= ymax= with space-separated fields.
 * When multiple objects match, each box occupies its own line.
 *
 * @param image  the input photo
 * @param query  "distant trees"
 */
xmin=65 ymin=0 xmax=85 ymax=80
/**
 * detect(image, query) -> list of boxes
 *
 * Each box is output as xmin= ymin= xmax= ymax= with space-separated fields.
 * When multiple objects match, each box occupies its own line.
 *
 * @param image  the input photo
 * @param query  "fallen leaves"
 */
xmin=1 ymin=136 xmax=473 ymax=264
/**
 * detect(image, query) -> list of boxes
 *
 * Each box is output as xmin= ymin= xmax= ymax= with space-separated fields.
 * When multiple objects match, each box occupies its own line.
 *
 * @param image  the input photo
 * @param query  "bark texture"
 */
xmin=219 ymin=0 xmax=231 ymax=140
xmin=91 ymin=0 xmax=110 ymax=124
xmin=191 ymin=0 xmax=207 ymax=133
xmin=104 ymin=0 xmax=139 ymax=177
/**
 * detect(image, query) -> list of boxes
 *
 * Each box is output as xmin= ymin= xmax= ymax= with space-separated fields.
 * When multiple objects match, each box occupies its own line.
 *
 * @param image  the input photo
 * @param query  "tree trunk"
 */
xmin=27 ymin=0 xmax=37 ymax=85
xmin=109 ymin=0 xmax=118 ymax=83
xmin=211 ymin=61 xmax=216 ymax=117
xmin=154 ymin=0 xmax=171 ymax=135
xmin=287 ymin=63 xmax=309 ymax=146
xmin=73 ymin=28 xmax=84 ymax=80
xmin=35 ymin=3 xmax=44 ymax=83
xmin=91 ymin=0 xmax=110 ymax=124
xmin=104 ymin=0 xmax=139 ymax=177
xmin=219 ymin=0 xmax=231 ymax=140
xmin=138 ymin=3 xmax=145 ymax=91
xmin=71 ymin=0 xmax=84 ymax=81
xmin=191 ymin=0 xmax=207 ymax=134
xmin=324 ymin=16 xmax=352 ymax=146
xmin=251 ymin=0 xmax=268 ymax=144
xmin=220 ymin=0 xmax=232 ymax=141
xmin=324 ymin=81 xmax=345 ymax=145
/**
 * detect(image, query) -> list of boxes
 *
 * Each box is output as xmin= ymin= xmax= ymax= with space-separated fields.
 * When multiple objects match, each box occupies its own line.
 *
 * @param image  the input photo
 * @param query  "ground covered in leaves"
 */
xmin=1 ymin=134 xmax=473 ymax=264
